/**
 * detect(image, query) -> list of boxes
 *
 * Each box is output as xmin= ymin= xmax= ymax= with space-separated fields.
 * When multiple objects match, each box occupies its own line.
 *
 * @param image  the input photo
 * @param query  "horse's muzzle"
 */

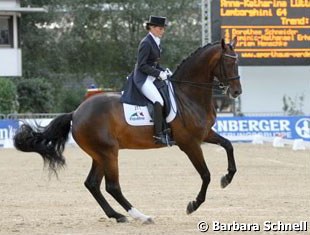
xmin=229 ymin=87 xmax=242 ymax=98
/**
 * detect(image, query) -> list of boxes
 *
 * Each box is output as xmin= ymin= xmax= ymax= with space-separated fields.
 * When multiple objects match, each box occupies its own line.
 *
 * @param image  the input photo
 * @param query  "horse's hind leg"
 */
xmin=103 ymin=148 xmax=154 ymax=224
xmin=84 ymin=160 xmax=128 ymax=223
xmin=204 ymin=130 xmax=236 ymax=188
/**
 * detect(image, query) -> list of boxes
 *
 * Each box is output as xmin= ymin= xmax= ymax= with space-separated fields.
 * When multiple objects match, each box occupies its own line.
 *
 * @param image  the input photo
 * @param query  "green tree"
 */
xmin=16 ymin=78 xmax=54 ymax=113
xmin=0 ymin=78 xmax=18 ymax=114
xmin=21 ymin=0 xmax=200 ymax=80
xmin=282 ymin=94 xmax=305 ymax=116
xmin=18 ymin=0 xmax=201 ymax=112
xmin=57 ymin=87 xmax=85 ymax=112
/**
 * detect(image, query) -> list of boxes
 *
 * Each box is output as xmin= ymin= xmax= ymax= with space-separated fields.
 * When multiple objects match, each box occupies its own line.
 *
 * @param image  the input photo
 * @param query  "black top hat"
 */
xmin=146 ymin=16 xmax=167 ymax=27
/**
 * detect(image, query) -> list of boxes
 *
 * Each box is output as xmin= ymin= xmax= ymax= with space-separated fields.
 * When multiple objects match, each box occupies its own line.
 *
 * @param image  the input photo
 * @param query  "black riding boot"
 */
xmin=153 ymin=102 xmax=173 ymax=145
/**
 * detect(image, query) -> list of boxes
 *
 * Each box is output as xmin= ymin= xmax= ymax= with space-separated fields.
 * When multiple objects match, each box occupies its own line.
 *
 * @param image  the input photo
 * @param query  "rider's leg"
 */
xmin=141 ymin=77 xmax=170 ymax=145
xmin=141 ymin=76 xmax=164 ymax=106
xmin=153 ymin=101 xmax=167 ymax=144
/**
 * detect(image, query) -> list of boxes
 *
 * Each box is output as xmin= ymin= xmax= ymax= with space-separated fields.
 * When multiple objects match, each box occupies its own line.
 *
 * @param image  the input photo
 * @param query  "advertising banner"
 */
xmin=1 ymin=116 xmax=309 ymax=148
xmin=213 ymin=116 xmax=310 ymax=142
xmin=0 ymin=119 xmax=19 ymax=147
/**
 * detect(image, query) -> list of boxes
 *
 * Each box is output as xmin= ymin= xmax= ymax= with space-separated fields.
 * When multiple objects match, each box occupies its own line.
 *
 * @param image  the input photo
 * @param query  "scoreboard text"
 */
xmin=211 ymin=0 xmax=310 ymax=65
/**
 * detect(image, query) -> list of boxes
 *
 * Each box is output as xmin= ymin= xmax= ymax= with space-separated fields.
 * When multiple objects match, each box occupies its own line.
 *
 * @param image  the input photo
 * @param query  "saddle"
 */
xmin=122 ymin=80 xmax=177 ymax=145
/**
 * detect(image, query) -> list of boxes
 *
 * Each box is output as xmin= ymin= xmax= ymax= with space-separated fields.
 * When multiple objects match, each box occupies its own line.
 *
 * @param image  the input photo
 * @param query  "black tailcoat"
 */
xmin=121 ymin=34 xmax=165 ymax=105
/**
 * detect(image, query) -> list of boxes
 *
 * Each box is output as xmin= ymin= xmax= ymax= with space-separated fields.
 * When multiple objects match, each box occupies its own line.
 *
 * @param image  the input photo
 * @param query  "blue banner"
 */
xmin=0 ymin=119 xmax=19 ymax=146
xmin=213 ymin=116 xmax=310 ymax=142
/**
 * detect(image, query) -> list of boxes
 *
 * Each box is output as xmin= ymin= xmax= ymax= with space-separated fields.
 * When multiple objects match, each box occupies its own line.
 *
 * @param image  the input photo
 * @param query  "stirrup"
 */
xmin=153 ymin=133 xmax=175 ymax=146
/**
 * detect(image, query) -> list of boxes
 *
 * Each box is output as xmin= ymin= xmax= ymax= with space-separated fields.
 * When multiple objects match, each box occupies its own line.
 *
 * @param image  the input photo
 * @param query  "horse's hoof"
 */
xmin=186 ymin=201 xmax=195 ymax=215
xmin=116 ymin=216 xmax=128 ymax=223
xmin=143 ymin=217 xmax=155 ymax=225
xmin=221 ymin=175 xmax=229 ymax=188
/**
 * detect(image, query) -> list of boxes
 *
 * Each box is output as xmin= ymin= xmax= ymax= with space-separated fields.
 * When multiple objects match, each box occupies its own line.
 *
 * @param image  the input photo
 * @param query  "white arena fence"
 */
xmin=0 ymin=113 xmax=309 ymax=150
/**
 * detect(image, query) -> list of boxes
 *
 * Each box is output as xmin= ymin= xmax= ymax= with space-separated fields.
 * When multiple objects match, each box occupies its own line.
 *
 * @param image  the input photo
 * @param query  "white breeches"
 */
xmin=141 ymin=76 xmax=164 ymax=106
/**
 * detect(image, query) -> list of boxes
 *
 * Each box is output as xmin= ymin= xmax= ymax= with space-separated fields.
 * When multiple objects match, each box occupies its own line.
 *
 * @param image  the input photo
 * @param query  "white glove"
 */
xmin=159 ymin=71 xmax=168 ymax=80
xmin=165 ymin=68 xmax=173 ymax=76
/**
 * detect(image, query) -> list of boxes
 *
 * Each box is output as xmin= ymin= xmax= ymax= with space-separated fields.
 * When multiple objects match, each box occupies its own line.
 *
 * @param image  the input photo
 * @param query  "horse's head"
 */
xmin=213 ymin=37 xmax=242 ymax=98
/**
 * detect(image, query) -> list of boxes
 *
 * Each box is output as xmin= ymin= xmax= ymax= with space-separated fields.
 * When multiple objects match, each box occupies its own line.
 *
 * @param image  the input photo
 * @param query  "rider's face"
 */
xmin=150 ymin=26 xmax=165 ymax=38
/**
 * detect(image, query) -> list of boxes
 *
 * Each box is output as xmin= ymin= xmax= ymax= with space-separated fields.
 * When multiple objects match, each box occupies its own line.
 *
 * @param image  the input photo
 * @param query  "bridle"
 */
xmin=214 ymin=52 xmax=240 ymax=93
xmin=169 ymin=50 xmax=240 ymax=94
xmin=219 ymin=53 xmax=240 ymax=80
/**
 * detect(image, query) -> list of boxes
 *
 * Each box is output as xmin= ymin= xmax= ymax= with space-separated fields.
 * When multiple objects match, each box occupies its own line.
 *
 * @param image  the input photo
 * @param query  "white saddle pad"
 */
xmin=123 ymin=81 xmax=177 ymax=126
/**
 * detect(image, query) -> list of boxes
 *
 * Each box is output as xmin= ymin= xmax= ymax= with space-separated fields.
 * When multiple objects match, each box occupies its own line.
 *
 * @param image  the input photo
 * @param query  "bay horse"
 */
xmin=13 ymin=37 xmax=242 ymax=224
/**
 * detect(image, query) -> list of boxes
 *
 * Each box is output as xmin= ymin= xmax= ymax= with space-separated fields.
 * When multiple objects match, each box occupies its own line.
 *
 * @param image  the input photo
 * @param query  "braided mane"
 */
xmin=171 ymin=41 xmax=219 ymax=79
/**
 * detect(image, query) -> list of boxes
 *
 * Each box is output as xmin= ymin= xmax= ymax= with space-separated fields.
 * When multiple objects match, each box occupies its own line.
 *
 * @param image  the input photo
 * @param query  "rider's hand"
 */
xmin=158 ymin=71 xmax=168 ymax=80
xmin=165 ymin=68 xmax=173 ymax=76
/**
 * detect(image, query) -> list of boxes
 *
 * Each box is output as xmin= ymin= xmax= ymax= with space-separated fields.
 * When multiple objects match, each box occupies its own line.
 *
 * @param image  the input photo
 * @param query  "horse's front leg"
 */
xmin=204 ymin=129 xmax=236 ymax=188
xmin=179 ymin=143 xmax=210 ymax=214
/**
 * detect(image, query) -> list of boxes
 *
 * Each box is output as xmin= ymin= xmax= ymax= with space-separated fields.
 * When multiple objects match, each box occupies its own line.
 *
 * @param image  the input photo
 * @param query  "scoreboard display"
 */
xmin=211 ymin=0 xmax=310 ymax=65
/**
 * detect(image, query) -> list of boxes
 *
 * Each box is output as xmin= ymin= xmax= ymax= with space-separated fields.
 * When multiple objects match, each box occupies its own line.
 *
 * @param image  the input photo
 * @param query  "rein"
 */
xmin=169 ymin=78 xmax=228 ymax=93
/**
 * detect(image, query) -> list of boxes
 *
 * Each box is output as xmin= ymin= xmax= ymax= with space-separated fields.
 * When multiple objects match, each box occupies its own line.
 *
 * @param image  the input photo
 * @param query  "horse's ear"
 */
xmin=221 ymin=38 xmax=226 ymax=50
xmin=230 ymin=36 xmax=238 ymax=49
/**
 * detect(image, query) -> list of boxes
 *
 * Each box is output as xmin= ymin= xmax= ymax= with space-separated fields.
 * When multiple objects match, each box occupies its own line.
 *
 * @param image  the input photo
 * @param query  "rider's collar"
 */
xmin=149 ymin=32 xmax=160 ymax=48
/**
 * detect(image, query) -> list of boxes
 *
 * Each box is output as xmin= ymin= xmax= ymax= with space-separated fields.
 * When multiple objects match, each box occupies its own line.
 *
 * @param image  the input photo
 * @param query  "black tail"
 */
xmin=13 ymin=113 xmax=73 ymax=174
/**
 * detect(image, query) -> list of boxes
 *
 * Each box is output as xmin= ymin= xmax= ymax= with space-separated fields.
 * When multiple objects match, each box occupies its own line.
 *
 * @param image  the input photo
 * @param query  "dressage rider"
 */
xmin=120 ymin=15 xmax=173 ymax=145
